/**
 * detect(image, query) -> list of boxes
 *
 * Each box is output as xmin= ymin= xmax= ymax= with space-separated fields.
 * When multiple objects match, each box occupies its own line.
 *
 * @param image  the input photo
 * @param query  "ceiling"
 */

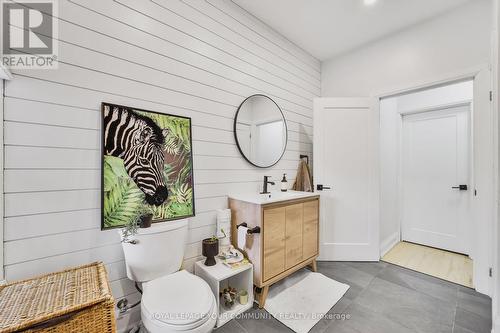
xmin=232 ymin=0 xmax=473 ymax=61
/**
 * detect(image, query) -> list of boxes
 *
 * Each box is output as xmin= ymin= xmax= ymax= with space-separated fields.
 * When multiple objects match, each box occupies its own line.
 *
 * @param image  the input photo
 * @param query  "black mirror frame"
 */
xmin=233 ymin=94 xmax=288 ymax=168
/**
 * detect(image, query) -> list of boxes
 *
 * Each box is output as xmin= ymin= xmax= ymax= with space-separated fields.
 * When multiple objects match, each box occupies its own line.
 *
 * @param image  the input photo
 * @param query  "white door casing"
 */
xmin=314 ymin=98 xmax=379 ymax=261
xmin=471 ymin=68 xmax=494 ymax=296
xmin=401 ymin=106 xmax=471 ymax=254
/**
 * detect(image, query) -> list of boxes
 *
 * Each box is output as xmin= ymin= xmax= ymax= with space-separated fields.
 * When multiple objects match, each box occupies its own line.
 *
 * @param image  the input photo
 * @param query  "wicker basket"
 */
xmin=0 ymin=262 xmax=116 ymax=333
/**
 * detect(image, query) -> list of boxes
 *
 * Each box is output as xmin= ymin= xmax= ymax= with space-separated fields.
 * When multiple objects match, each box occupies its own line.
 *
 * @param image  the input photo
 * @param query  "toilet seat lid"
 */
xmin=142 ymin=270 xmax=214 ymax=327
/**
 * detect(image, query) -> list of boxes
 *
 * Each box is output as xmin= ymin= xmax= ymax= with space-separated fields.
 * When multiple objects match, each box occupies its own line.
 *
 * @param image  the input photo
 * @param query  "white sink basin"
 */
xmin=228 ymin=190 xmax=318 ymax=205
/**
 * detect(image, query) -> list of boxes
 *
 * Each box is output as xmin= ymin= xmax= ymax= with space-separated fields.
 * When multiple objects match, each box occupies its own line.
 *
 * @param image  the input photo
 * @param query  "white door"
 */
xmin=401 ymin=105 xmax=471 ymax=254
xmin=314 ymin=98 xmax=379 ymax=261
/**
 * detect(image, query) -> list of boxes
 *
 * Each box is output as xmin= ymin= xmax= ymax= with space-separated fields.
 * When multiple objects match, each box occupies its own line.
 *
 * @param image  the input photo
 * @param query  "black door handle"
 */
xmin=452 ymin=185 xmax=468 ymax=191
xmin=317 ymin=184 xmax=332 ymax=191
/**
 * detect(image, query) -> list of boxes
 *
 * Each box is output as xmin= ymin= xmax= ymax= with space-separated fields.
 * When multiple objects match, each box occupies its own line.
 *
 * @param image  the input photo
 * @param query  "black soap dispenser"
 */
xmin=281 ymin=173 xmax=288 ymax=192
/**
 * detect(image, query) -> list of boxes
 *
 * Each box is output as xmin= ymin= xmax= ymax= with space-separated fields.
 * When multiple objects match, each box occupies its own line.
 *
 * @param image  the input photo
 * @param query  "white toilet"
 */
xmin=120 ymin=219 xmax=217 ymax=333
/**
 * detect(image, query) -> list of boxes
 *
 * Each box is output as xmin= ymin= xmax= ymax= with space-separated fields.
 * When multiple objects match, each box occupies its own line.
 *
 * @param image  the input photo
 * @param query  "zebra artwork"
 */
xmin=101 ymin=102 xmax=195 ymax=229
xmin=103 ymin=105 xmax=169 ymax=206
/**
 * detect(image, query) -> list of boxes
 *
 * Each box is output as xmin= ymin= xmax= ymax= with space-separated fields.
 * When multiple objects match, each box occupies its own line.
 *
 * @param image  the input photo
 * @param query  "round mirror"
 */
xmin=234 ymin=95 xmax=287 ymax=168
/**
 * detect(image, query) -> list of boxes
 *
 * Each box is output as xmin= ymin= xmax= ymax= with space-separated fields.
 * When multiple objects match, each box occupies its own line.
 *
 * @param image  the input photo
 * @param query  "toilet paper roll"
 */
xmin=217 ymin=209 xmax=231 ymax=220
xmin=217 ymin=220 xmax=231 ymax=238
xmin=217 ymin=209 xmax=231 ymax=242
xmin=217 ymin=209 xmax=232 ymax=252
xmin=237 ymin=225 xmax=248 ymax=250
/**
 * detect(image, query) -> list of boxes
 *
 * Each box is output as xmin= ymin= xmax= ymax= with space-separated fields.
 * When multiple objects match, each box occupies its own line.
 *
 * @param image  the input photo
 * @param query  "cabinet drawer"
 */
xmin=263 ymin=207 xmax=286 ymax=281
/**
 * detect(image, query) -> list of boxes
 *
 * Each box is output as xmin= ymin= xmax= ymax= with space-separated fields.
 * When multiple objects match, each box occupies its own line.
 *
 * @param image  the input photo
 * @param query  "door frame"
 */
xmin=375 ymin=65 xmax=496 ymax=297
xmin=400 ymin=102 xmax=473 ymax=255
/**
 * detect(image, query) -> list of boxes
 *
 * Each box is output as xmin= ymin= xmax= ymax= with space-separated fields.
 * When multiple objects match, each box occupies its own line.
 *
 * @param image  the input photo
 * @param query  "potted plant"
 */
xmin=137 ymin=204 xmax=154 ymax=228
xmin=202 ymin=236 xmax=219 ymax=266
xmin=121 ymin=215 xmax=139 ymax=244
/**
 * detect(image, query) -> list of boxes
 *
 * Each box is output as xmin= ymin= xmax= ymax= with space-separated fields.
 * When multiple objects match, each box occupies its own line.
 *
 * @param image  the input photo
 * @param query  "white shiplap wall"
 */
xmin=2 ymin=0 xmax=319 ymax=328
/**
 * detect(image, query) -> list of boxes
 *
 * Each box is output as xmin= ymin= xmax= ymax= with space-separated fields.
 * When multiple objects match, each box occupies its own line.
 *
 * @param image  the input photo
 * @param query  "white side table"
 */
xmin=194 ymin=258 xmax=254 ymax=328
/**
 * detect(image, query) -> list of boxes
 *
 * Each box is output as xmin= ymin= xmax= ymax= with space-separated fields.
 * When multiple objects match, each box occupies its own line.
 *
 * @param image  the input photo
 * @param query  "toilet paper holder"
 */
xmin=237 ymin=222 xmax=261 ymax=234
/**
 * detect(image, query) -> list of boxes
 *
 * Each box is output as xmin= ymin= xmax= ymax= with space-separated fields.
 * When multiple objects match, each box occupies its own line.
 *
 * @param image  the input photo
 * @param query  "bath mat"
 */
xmin=264 ymin=269 xmax=349 ymax=333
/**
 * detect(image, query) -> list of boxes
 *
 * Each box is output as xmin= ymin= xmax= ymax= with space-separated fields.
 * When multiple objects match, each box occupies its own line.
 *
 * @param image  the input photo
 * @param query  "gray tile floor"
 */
xmin=216 ymin=261 xmax=492 ymax=333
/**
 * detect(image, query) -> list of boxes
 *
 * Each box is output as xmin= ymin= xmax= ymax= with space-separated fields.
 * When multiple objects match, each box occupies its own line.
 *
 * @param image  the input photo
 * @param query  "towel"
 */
xmin=292 ymin=159 xmax=313 ymax=192
xmin=237 ymin=225 xmax=248 ymax=250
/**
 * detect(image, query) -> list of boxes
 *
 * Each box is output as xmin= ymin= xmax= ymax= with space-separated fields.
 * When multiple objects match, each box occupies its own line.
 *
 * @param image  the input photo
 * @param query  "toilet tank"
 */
xmin=120 ymin=218 xmax=188 ymax=282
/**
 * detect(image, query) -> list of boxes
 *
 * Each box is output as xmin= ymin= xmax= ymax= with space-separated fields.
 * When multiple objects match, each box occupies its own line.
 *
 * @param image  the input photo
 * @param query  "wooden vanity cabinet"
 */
xmin=302 ymin=200 xmax=319 ymax=259
xmin=229 ymin=196 xmax=320 ymax=307
xmin=262 ymin=206 xmax=286 ymax=281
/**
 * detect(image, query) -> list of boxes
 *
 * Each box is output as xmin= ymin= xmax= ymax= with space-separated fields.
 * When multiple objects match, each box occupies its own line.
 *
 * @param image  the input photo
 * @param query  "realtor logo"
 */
xmin=1 ymin=0 xmax=58 ymax=69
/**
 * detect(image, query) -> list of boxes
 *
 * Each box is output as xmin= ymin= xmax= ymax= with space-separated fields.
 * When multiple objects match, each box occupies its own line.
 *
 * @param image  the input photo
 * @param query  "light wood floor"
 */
xmin=382 ymin=241 xmax=473 ymax=288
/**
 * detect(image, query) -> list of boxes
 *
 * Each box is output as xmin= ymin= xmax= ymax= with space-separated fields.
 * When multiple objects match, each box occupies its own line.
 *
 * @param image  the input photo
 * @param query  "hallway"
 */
xmin=383 ymin=242 xmax=473 ymax=287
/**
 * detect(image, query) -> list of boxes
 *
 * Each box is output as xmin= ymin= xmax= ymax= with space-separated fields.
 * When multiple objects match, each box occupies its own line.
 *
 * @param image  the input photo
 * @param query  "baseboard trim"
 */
xmin=380 ymin=232 xmax=400 ymax=258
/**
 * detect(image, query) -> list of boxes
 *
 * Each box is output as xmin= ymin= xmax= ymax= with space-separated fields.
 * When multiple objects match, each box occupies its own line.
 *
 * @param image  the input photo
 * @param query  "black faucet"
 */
xmin=261 ymin=176 xmax=275 ymax=194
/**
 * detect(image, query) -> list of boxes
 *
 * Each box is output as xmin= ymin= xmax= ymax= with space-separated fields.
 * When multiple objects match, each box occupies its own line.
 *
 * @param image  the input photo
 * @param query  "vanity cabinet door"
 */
xmin=303 ymin=200 xmax=319 ymax=259
xmin=285 ymin=203 xmax=303 ymax=269
xmin=263 ymin=207 xmax=286 ymax=281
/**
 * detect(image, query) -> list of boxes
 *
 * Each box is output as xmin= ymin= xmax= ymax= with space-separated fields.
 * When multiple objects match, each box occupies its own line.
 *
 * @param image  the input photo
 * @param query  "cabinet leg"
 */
xmin=309 ymin=259 xmax=317 ymax=272
xmin=258 ymin=285 xmax=269 ymax=308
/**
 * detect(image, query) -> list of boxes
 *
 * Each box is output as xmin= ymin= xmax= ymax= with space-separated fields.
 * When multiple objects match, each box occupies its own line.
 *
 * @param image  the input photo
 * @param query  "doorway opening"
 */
xmin=379 ymin=80 xmax=475 ymax=288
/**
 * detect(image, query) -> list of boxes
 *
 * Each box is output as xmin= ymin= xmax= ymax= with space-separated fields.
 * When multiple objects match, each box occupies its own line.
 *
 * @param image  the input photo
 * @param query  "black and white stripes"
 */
xmin=103 ymin=104 xmax=168 ymax=206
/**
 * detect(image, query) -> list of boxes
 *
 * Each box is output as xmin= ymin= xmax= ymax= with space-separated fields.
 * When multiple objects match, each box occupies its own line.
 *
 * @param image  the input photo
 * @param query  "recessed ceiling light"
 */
xmin=364 ymin=0 xmax=377 ymax=6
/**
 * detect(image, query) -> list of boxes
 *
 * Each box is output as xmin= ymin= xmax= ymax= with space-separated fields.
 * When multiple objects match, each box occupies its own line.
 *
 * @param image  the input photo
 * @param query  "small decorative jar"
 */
xmin=202 ymin=238 xmax=219 ymax=266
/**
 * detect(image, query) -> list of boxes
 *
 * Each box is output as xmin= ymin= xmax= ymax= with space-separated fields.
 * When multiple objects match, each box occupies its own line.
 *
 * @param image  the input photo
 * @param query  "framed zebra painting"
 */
xmin=101 ymin=102 xmax=195 ymax=230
